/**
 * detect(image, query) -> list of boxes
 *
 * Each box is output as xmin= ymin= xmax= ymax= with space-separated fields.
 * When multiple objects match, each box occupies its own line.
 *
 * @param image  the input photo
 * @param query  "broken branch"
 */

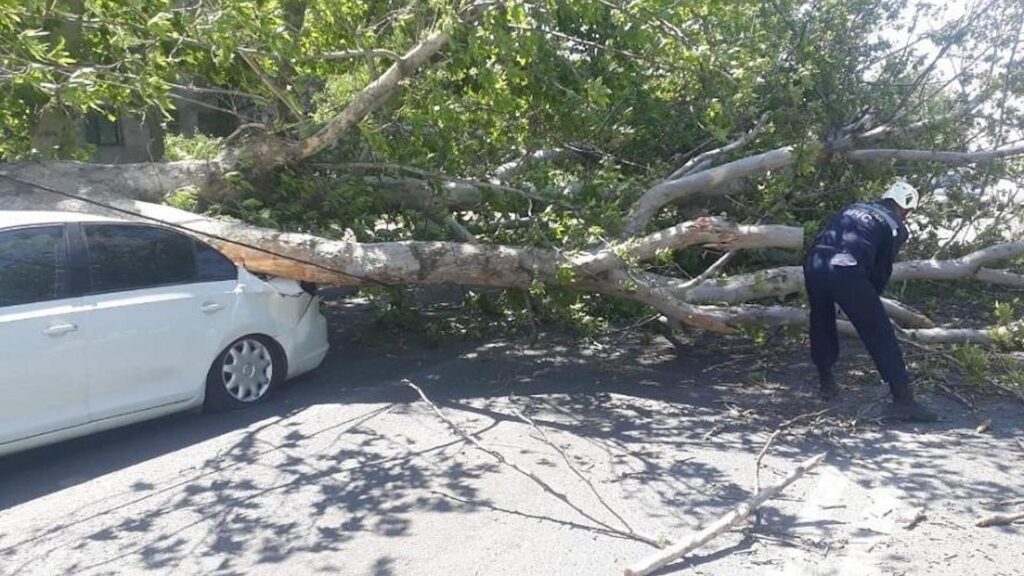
xmin=510 ymin=401 xmax=639 ymax=537
xmin=624 ymin=453 xmax=827 ymax=576
xmin=667 ymin=113 xmax=770 ymax=180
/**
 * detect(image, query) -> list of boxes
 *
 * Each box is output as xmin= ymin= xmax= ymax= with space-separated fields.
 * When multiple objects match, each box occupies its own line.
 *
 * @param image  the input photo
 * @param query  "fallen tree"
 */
xmin=2 ymin=0 xmax=1023 ymax=348
xmin=4 ymin=173 xmax=1020 ymax=344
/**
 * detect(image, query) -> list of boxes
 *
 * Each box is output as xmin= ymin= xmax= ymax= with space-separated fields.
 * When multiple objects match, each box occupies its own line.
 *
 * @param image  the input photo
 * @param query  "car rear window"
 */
xmin=0 ymin=226 xmax=67 ymax=307
xmin=85 ymin=224 xmax=197 ymax=293
xmin=196 ymin=240 xmax=238 ymax=282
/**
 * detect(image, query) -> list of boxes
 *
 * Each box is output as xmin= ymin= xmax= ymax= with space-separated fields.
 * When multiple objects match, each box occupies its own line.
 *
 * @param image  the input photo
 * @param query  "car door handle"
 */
xmin=43 ymin=323 xmax=78 ymax=336
xmin=201 ymin=302 xmax=225 ymax=314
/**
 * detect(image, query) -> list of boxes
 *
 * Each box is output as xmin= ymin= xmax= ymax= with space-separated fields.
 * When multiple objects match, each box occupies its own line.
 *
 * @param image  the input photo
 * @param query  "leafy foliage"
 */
xmin=3 ymin=0 xmax=1023 ymax=333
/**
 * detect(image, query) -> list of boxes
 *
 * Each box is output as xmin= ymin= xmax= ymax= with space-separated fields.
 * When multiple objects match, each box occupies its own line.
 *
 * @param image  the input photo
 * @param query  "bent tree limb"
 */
xmin=283 ymin=28 xmax=454 ymax=166
xmin=623 ymin=453 xmax=827 ymax=576
xmin=623 ymin=140 xmax=1024 ymax=236
xmin=680 ymin=303 xmax=1015 ymax=345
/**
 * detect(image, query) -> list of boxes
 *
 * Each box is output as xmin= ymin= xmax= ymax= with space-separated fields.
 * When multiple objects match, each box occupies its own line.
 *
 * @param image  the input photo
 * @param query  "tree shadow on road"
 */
xmin=1 ymin=299 xmax=1022 ymax=574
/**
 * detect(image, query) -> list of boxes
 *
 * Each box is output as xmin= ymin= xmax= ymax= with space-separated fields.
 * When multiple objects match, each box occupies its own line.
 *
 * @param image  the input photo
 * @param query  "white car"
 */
xmin=0 ymin=211 xmax=329 ymax=457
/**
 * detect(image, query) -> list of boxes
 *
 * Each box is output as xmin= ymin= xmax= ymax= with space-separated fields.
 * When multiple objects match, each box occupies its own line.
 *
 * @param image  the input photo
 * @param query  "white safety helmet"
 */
xmin=882 ymin=180 xmax=919 ymax=210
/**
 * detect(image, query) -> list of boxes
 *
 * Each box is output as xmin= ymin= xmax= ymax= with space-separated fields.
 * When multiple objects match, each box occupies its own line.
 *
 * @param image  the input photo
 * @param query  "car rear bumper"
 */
xmin=281 ymin=297 xmax=329 ymax=379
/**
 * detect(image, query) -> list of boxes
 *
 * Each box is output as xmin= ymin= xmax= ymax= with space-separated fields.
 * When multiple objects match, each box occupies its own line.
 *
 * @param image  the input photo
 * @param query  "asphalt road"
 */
xmin=2 ymin=301 xmax=1024 ymax=576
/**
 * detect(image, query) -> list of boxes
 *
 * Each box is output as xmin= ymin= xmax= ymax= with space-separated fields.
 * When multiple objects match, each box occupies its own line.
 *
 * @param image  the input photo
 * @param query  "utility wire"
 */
xmin=0 ymin=171 xmax=389 ymax=287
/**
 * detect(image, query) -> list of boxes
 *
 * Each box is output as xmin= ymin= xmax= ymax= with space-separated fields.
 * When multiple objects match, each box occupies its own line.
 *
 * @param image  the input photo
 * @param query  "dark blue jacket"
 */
xmin=807 ymin=201 xmax=909 ymax=294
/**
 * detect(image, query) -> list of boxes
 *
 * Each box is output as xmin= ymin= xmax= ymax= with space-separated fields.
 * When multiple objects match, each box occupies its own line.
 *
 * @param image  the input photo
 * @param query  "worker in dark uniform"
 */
xmin=803 ymin=180 xmax=938 ymax=422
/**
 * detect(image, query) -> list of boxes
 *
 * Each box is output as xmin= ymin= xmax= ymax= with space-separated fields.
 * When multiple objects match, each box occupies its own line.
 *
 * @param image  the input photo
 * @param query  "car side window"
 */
xmin=0 ymin=226 xmax=67 ymax=307
xmin=196 ymin=240 xmax=238 ymax=281
xmin=85 ymin=224 xmax=197 ymax=293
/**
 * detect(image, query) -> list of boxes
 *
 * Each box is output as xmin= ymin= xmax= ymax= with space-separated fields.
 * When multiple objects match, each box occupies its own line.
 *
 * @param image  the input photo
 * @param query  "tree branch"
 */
xmin=0 ymin=161 xmax=225 ymax=204
xmin=318 ymin=49 xmax=401 ymax=61
xmin=623 ymin=146 xmax=798 ymax=236
xmin=238 ymin=51 xmax=305 ymax=121
xmin=289 ymin=29 xmax=452 ymax=164
xmin=624 ymin=138 xmax=1024 ymax=236
xmin=577 ymin=217 xmax=802 ymax=275
xmin=4 ymin=172 xmax=1014 ymax=346
xmin=844 ymin=143 xmax=1024 ymax=164
xmin=491 ymin=148 xmax=568 ymax=182
xmin=666 ymin=113 xmax=770 ymax=180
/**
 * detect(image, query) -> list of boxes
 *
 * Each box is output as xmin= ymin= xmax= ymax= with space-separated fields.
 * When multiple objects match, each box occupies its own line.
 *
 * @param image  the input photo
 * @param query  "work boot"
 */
xmin=885 ymin=399 xmax=939 ymax=423
xmin=818 ymin=371 xmax=840 ymax=401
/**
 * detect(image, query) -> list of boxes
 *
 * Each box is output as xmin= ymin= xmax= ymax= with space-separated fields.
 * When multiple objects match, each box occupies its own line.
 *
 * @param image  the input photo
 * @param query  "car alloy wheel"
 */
xmin=221 ymin=337 xmax=274 ymax=402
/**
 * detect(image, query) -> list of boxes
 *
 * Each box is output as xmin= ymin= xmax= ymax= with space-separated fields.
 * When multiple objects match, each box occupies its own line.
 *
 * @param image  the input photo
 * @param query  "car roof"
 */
xmin=0 ymin=210 xmax=123 ymax=229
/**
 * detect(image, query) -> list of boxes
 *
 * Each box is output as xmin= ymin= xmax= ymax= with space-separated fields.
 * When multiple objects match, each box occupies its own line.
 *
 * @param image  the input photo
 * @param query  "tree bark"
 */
xmin=624 ymin=147 xmax=797 ymax=236
xmin=666 ymin=112 xmax=770 ymax=180
xmin=0 ymin=160 xmax=224 ymax=203
xmin=576 ymin=217 xmax=802 ymax=275
xmin=845 ymin=142 xmax=1024 ymax=164
xmin=283 ymin=30 xmax=453 ymax=166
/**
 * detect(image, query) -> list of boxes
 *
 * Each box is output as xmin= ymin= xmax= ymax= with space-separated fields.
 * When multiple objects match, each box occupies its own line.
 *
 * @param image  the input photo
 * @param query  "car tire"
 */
xmin=204 ymin=335 xmax=284 ymax=411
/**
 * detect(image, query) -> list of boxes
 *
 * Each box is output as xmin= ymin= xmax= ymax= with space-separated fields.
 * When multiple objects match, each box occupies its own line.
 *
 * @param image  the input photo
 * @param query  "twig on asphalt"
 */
xmin=509 ymin=398 xmax=639 ymax=537
xmin=752 ymin=429 xmax=781 ymax=527
xmin=402 ymin=379 xmax=662 ymax=547
xmin=903 ymin=507 xmax=927 ymax=530
xmin=754 ymin=430 xmax=782 ymax=497
xmin=752 ymin=408 xmax=829 ymax=525
xmin=748 ymin=531 xmax=823 ymax=553
xmin=937 ymin=377 xmax=976 ymax=410
xmin=778 ymin=408 xmax=832 ymax=430
xmin=703 ymin=423 xmax=726 ymax=441
xmin=899 ymin=337 xmax=976 ymax=408
xmin=623 ymin=453 xmax=827 ymax=576
xmin=975 ymin=509 xmax=1024 ymax=527
xmin=429 ymin=489 xmax=652 ymax=542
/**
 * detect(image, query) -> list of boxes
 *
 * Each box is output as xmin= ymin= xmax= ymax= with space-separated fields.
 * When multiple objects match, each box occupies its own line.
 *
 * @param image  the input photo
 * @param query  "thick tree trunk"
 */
xmin=0 ymin=185 xmax=792 ymax=290
xmin=0 ymin=162 xmax=508 ymax=212
xmin=0 ymin=160 xmax=224 ymax=203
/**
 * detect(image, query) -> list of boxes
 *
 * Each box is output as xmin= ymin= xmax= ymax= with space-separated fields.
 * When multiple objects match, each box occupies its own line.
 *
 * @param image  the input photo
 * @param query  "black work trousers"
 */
xmin=803 ymin=251 xmax=913 ymax=402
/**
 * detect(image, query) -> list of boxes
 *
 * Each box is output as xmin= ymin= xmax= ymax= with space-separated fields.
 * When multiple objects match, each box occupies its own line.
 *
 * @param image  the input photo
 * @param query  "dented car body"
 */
xmin=0 ymin=211 xmax=328 ymax=456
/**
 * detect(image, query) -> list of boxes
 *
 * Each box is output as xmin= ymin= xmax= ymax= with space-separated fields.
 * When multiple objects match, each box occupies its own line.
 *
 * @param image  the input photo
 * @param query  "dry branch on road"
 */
xmin=976 ymin=510 xmax=1024 ymax=527
xmin=624 ymin=453 xmax=827 ymax=576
